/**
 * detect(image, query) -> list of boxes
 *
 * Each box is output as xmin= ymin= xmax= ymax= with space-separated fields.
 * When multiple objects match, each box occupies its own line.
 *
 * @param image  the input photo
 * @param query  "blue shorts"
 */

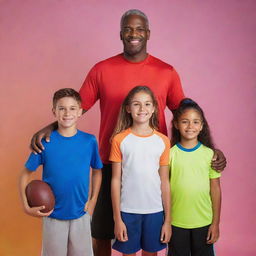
xmin=113 ymin=211 xmax=166 ymax=254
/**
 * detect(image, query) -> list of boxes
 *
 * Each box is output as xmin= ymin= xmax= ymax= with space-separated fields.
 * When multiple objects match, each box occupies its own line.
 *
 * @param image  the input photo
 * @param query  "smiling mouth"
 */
xmin=127 ymin=38 xmax=142 ymax=45
xmin=129 ymin=40 xmax=140 ymax=45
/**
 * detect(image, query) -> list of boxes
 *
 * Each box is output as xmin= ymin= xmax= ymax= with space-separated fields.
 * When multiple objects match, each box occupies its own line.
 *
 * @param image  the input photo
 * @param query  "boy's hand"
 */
xmin=211 ymin=149 xmax=226 ymax=172
xmin=207 ymin=223 xmax=219 ymax=244
xmin=114 ymin=219 xmax=128 ymax=242
xmin=161 ymin=221 xmax=171 ymax=243
xmin=24 ymin=205 xmax=53 ymax=217
xmin=84 ymin=199 xmax=96 ymax=216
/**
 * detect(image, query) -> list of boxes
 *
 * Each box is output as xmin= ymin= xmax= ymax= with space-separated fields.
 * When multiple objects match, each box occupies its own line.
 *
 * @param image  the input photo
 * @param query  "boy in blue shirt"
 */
xmin=19 ymin=88 xmax=103 ymax=256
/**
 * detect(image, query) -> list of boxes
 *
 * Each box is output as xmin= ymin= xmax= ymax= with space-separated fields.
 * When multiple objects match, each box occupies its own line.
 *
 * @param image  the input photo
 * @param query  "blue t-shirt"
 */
xmin=25 ymin=130 xmax=103 ymax=220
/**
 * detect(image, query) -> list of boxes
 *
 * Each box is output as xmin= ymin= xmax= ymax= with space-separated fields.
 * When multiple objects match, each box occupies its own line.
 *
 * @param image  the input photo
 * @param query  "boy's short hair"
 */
xmin=53 ymin=88 xmax=81 ymax=107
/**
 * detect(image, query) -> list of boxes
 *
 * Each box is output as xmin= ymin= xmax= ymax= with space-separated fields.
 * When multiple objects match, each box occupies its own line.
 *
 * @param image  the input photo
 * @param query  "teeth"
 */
xmin=130 ymin=40 xmax=140 ymax=44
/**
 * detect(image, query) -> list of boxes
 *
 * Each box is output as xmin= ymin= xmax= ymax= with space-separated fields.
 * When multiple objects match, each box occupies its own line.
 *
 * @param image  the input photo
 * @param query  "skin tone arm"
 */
xmin=30 ymin=110 xmax=87 ymax=153
xmin=111 ymin=162 xmax=128 ymax=242
xmin=211 ymin=149 xmax=227 ymax=172
xmin=84 ymin=168 xmax=102 ymax=216
xmin=19 ymin=168 xmax=53 ymax=217
xmin=207 ymin=178 xmax=221 ymax=244
xmin=159 ymin=165 xmax=171 ymax=243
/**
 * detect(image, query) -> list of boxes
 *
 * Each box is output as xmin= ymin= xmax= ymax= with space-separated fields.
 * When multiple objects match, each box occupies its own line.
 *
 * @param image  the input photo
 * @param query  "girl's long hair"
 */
xmin=112 ymin=86 xmax=159 ymax=140
xmin=171 ymin=98 xmax=215 ymax=149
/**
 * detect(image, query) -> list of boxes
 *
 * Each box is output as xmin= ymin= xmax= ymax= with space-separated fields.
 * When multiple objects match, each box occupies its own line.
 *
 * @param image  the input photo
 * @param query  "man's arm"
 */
xmin=19 ymin=168 xmax=53 ymax=217
xmin=84 ymin=168 xmax=102 ymax=216
xmin=30 ymin=110 xmax=87 ymax=153
xmin=207 ymin=178 xmax=221 ymax=244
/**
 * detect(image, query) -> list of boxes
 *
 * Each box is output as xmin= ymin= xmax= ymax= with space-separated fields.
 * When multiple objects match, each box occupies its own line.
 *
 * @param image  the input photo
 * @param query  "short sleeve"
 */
xmin=209 ymin=167 xmax=221 ymax=179
xmin=166 ymin=68 xmax=185 ymax=110
xmin=159 ymin=135 xmax=170 ymax=166
xmin=90 ymin=137 xmax=103 ymax=169
xmin=25 ymin=152 xmax=44 ymax=171
xmin=109 ymin=136 xmax=122 ymax=163
xmin=79 ymin=65 xmax=100 ymax=111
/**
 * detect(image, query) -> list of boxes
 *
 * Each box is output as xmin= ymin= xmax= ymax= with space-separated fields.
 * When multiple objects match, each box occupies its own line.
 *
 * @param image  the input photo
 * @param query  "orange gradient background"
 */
xmin=1 ymin=0 xmax=255 ymax=255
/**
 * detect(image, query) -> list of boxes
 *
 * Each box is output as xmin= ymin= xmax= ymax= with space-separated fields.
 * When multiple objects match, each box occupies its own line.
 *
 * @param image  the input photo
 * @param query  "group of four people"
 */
xmin=20 ymin=9 xmax=226 ymax=256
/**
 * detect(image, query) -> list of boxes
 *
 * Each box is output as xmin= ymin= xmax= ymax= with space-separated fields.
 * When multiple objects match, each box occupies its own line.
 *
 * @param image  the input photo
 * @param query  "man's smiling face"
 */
xmin=120 ymin=14 xmax=150 ymax=59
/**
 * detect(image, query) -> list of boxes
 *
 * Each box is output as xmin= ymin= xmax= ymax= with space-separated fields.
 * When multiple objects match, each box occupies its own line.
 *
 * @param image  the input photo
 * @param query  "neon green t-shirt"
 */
xmin=169 ymin=143 xmax=221 ymax=229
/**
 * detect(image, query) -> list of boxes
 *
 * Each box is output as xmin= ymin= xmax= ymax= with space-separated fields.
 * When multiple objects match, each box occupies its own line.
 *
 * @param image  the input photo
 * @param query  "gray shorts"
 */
xmin=42 ymin=213 xmax=93 ymax=256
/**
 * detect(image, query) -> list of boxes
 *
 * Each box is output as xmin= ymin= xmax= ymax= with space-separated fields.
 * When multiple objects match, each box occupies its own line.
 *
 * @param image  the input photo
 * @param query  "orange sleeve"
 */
xmin=159 ymin=134 xmax=170 ymax=166
xmin=109 ymin=135 xmax=122 ymax=162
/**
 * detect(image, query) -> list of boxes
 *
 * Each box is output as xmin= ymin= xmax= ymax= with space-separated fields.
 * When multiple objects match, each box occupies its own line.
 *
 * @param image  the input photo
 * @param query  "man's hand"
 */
xmin=30 ymin=122 xmax=57 ymax=153
xmin=211 ymin=149 xmax=227 ymax=172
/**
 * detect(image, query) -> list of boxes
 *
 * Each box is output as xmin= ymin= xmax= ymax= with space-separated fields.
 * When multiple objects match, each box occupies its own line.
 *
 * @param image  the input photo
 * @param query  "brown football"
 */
xmin=25 ymin=180 xmax=55 ymax=213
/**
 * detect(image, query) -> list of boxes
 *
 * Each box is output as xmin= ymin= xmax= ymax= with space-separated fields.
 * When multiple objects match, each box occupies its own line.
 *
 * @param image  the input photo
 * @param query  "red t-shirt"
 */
xmin=79 ymin=54 xmax=185 ymax=163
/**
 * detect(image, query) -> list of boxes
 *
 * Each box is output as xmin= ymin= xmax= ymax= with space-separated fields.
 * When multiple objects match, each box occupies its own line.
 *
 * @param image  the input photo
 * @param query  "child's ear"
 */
xmin=174 ymin=121 xmax=178 ymax=129
xmin=200 ymin=122 xmax=204 ymax=131
xmin=126 ymin=105 xmax=131 ymax=113
xmin=52 ymin=108 xmax=56 ymax=116
xmin=78 ymin=108 xmax=83 ymax=117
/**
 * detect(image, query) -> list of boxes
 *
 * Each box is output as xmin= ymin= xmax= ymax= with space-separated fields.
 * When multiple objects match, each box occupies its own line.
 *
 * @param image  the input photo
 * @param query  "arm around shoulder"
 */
xmin=30 ymin=121 xmax=58 ymax=154
xmin=211 ymin=149 xmax=227 ymax=172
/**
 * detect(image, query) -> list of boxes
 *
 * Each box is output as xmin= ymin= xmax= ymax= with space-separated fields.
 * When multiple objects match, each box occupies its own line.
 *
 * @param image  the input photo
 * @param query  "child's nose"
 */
xmin=188 ymin=122 xmax=193 ymax=128
xmin=64 ymin=109 xmax=70 ymax=115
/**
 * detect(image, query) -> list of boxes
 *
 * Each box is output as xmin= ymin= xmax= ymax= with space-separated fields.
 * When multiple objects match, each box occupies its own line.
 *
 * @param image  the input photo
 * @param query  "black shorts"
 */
xmin=168 ymin=225 xmax=215 ymax=256
xmin=91 ymin=164 xmax=115 ymax=239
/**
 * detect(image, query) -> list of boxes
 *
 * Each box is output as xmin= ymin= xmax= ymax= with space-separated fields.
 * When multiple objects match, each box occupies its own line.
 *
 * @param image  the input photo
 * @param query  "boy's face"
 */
xmin=52 ymin=97 xmax=82 ymax=130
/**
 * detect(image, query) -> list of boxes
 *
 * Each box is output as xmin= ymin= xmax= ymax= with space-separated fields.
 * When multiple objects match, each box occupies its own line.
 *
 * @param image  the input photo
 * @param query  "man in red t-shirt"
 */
xmin=31 ymin=9 xmax=226 ymax=256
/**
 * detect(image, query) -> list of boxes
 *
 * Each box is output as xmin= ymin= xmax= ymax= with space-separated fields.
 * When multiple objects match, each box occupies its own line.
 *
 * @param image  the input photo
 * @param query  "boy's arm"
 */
xmin=19 ymin=168 xmax=53 ymax=217
xmin=111 ymin=162 xmax=128 ymax=242
xmin=84 ymin=168 xmax=102 ymax=216
xmin=207 ymin=178 xmax=221 ymax=244
xmin=159 ymin=165 xmax=171 ymax=243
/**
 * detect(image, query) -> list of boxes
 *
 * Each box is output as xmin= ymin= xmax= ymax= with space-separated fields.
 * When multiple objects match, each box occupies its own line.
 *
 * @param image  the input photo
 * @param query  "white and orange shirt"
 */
xmin=109 ymin=128 xmax=170 ymax=214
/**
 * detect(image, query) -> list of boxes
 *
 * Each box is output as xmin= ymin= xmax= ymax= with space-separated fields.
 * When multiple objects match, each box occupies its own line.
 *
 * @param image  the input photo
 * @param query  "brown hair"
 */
xmin=112 ymin=86 xmax=159 ymax=139
xmin=53 ymin=88 xmax=81 ymax=108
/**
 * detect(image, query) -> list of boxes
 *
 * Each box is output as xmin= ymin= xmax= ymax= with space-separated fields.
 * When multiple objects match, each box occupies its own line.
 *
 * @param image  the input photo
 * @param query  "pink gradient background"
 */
xmin=1 ymin=0 xmax=255 ymax=255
